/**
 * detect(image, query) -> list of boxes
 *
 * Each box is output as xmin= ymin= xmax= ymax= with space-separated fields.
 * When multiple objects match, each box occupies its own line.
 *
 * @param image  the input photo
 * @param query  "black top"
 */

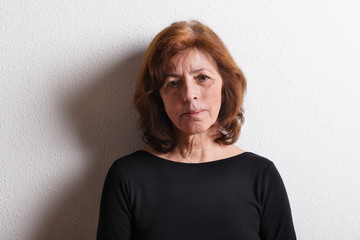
xmin=97 ymin=150 xmax=296 ymax=240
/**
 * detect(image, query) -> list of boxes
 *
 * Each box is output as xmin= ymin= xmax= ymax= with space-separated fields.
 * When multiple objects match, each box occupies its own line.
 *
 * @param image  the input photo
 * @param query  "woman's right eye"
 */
xmin=167 ymin=80 xmax=180 ymax=88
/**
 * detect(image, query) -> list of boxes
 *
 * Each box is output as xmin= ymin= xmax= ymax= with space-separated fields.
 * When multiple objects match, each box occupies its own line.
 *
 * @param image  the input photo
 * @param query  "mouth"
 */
xmin=182 ymin=110 xmax=205 ymax=117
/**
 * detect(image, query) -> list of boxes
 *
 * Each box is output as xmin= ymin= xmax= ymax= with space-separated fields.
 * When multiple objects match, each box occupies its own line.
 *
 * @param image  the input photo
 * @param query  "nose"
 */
xmin=183 ymin=78 xmax=198 ymax=102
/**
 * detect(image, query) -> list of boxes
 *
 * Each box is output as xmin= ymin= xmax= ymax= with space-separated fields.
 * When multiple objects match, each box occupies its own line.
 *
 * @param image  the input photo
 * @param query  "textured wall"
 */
xmin=1 ymin=1 xmax=360 ymax=239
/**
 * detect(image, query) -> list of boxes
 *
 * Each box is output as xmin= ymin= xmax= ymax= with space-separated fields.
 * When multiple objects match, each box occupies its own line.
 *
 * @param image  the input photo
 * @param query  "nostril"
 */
xmin=184 ymin=95 xmax=198 ymax=102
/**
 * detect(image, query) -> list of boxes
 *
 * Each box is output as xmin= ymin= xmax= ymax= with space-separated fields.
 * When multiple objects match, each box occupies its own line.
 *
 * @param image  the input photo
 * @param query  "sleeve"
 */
xmin=259 ymin=162 xmax=297 ymax=240
xmin=97 ymin=161 xmax=132 ymax=240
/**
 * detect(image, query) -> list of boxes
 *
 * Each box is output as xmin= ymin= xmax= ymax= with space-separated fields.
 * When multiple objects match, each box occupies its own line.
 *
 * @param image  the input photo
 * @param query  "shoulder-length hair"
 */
xmin=133 ymin=20 xmax=247 ymax=153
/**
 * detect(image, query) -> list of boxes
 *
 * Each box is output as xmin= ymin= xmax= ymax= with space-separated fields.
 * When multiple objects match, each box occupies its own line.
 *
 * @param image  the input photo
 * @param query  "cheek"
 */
xmin=208 ymin=87 xmax=223 ymax=117
xmin=162 ymin=95 xmax=174 ymax=108
xmin=207 ymin=86 xmax=222 ymax=104
xmin=161 ymin=95 xmax=180 ymax=117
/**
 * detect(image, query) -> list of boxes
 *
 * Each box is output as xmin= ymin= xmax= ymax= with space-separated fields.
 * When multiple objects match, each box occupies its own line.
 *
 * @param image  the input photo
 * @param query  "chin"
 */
xmin=179 ymin=125 xmax=212 ymax=136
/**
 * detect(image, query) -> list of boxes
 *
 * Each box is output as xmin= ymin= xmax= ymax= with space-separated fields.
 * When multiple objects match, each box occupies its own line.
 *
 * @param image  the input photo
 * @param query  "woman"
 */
xmin=97 ymin=20 xmax=296 ymax=240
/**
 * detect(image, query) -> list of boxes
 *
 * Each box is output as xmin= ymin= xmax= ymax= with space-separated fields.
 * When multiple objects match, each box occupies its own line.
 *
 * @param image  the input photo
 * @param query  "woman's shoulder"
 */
xmin=219 ymin=145 xmax=273 ymax=168
xmin=225 ymin=151 xmax=274 ymax=175
xmin=112 ymin=150 xmax=151 ymax=168
xmin=242 ymin=151 xmax=275 ymax=173
xmin=240 ymin=151 xmax=273 ymax=164
xmin=104 ymin=150 xmax=155 ymax=180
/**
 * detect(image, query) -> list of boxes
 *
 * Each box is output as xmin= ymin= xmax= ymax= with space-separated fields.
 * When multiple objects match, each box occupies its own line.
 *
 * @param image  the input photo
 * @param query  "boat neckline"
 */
xmin=138 ymin=150 xmax=251 ymax=166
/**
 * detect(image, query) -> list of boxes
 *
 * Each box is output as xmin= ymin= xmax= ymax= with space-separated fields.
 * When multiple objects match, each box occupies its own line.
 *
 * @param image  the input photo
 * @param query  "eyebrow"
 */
xmin=165 ymin=68 xmax=210 ymax=78
xmin=191 ymin=68 xmax=207 ymax=74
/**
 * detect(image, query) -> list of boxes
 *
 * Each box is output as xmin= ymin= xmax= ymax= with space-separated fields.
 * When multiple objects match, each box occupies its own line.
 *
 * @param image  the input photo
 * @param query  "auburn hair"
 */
xmin=133 ymin=20 xmax=247 ymax=153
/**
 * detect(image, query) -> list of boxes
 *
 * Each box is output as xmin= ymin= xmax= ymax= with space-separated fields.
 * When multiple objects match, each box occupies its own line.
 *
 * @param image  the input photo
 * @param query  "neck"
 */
xmin=171 ymin=132 xmax=218 ymax=163
xmin=146 ymin=132 xmax=245 ymax=164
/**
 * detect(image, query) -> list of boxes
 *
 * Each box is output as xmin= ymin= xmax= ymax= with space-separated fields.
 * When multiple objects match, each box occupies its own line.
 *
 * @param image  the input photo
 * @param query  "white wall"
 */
xmin=1 ymin=1 xmax=359 ymax=239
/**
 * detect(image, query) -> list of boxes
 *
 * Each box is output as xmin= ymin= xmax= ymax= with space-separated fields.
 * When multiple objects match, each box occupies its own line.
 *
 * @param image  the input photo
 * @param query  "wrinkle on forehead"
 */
xmin=166 ymin=47 xmax=218 ymax=75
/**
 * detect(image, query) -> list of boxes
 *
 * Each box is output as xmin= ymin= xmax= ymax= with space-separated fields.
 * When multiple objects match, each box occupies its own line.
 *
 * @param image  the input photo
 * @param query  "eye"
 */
xmin=197 ymin=75 xmax=210 ymax=81
xmin=167 ymin=80 xmax=181 ymax=88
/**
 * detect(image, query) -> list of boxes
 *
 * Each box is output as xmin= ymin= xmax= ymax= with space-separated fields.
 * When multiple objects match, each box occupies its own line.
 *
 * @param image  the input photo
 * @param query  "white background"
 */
xmin=1 ymin=1 xmax=360 ymax=239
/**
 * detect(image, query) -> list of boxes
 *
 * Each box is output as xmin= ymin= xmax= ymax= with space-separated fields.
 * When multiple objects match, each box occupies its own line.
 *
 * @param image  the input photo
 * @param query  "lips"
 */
xmin=182 ymin=110 xmax=205 ymax=117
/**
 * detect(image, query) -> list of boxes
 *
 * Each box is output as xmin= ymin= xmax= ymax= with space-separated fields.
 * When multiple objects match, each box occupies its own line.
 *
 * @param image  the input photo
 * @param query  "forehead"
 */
xmin=166 ymin=48 xmax=217 ymax=73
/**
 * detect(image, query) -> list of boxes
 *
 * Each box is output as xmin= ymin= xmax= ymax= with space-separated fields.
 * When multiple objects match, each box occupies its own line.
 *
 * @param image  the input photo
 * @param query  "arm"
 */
xmin=259 ymin=162 xmax=297 ymax=240
xmin=97 ymin=161 xmax=132 ymax=240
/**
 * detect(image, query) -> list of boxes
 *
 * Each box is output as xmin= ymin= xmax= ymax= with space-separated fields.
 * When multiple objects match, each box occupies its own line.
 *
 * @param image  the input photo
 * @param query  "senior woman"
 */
xmin=97 ymin=20 xmax=296 ymax=240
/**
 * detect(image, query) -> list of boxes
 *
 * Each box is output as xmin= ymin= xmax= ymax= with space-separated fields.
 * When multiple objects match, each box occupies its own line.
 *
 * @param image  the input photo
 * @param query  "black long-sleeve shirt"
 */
xmin=97 ymin=150 xmax=296 ymax=240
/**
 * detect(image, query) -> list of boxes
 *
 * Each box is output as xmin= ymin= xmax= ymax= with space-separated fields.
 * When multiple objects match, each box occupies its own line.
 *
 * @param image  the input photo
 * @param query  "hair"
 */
xmin=133 ymin=20 xmax=247 ymax=153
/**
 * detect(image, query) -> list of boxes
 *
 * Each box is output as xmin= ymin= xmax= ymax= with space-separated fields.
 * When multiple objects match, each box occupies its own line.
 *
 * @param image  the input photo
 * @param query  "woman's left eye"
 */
xmin=197 ymin=75 xmax=210 ymax=81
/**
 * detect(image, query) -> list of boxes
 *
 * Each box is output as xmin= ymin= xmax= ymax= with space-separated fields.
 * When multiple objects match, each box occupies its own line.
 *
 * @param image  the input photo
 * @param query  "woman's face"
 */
xmin=159 ymin=48 xmax=223 ymax=136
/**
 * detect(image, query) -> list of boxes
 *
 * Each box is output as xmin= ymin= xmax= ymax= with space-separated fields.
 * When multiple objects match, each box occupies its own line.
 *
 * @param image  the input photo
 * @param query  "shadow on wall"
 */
xmin=32 ymin=51 xmax=146 ymax=240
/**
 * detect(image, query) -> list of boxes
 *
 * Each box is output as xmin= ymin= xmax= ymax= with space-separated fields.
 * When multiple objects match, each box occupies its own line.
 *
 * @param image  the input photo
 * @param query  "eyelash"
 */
xmin=165 ymin=75 xmax=210 ymax=88
xmin=197 ymin=75 xmax=210 ymax=81
xmin=167 ymin=80 xmax=180 ymax=88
